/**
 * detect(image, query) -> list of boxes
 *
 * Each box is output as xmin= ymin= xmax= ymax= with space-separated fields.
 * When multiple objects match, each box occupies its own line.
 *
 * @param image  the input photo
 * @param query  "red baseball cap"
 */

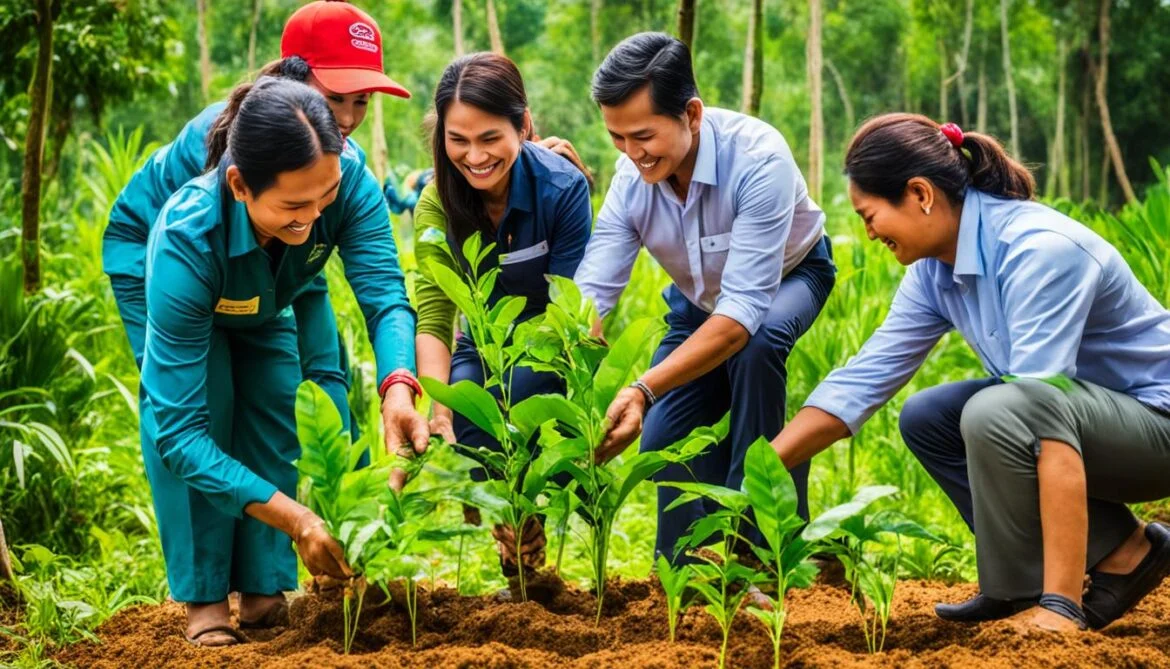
xmin=281 ymin=1 xmax=410 ymax=98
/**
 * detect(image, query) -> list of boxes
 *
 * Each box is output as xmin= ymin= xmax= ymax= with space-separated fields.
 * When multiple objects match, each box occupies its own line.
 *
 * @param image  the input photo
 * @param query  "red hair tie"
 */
xmin=940 ymin=122 xmax=964 ymax=149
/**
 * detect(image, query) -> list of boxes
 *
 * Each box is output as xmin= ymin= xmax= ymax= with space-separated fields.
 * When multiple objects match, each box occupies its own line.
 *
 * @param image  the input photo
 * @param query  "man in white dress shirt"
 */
xmin=574 ymin=32 xmax=835 ymax=564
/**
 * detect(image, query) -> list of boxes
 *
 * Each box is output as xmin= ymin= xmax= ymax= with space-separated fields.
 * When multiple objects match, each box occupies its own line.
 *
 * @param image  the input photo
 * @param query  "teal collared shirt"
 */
xmin=141 ymin=150 xmax=414 ymax=514
xmin=806 ymin=188 xmax=1170 ymax=434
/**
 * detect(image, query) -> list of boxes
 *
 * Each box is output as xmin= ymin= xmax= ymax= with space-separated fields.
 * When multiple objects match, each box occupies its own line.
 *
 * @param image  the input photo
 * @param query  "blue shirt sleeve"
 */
xmin=335 ymin=163 xmax=418 ymax=383
xmin=998 ymin=230 xmax=1102 ymax=379
xmin=574 ymin=173 xmax=641 ymax=318
xmin=547 ymin=173 xmax=592 ymax=278
xmin=104 ymin=103 xmax=222 ymax=279
xmin=711 ymin=154 xmax=794 ymax=335
xmin=141 ymin=193 xmax=278 ymax=517
xmin=803 ymin=264 xmax=953 ymax=434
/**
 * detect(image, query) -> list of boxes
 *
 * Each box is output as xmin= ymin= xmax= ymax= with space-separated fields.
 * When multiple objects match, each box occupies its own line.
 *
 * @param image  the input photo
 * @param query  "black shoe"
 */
xmin=935 ymin=593 xmax=1036 ymax=622
xmin=1083 ymin=522 xmax=1170 ymax=629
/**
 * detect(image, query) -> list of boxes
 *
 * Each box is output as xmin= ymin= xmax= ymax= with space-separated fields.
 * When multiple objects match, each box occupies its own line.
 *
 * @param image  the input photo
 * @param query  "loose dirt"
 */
xmin=54 ymin=575 xmax=1170 ymax=668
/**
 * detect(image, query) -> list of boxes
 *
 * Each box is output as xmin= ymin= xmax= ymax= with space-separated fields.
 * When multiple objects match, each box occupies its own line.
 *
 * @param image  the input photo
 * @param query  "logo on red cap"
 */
xmin=349 ymin=22 xmax=378 ymax=53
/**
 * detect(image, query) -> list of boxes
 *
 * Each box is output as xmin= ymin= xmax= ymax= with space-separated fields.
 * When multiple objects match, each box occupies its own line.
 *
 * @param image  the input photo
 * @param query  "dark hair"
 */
xmin=844 ymin=113 xmax=1035 ymax=205
xmin=205 ymin=77 xmax=343 ymax=195
xmin=205 ymin=56 xmax=313 ymax=172
xmin=591 ymin=32 xmax=698 ymax=116
xmin=431 ymin=53 xmax=528 ymax=248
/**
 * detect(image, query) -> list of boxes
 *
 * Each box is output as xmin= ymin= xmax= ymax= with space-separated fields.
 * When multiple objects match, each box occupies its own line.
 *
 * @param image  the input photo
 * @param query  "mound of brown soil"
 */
xmin=55 ymin=575 xmax=1170 ymax=668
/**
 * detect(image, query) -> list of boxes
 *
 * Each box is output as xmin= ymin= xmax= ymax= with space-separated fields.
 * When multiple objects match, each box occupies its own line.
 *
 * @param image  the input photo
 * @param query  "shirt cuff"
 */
xmin=235 ymin=478 xmax=279 ymax=517
xmin=711 ymin=294 xmax=765 ymax=335
xmin=803 ymin=383 xmax=869 ymax=436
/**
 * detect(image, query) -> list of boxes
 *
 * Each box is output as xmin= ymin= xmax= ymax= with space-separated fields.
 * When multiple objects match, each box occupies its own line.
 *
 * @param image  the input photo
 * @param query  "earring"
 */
xmin=923 ymin=206 xmax=932 ymax=215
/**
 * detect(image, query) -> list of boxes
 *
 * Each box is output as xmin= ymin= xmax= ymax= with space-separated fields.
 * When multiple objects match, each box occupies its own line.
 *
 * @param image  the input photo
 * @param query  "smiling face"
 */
xmin=443 ymin=99 xmax=527 ymax=197
xmin=600 ymin=86 xmax=700 ymax=185
xmin=226 ymin=153 xmax=342 ymax=247
xmin=307 ymin=73 xmax=369 ymax=138
xmin=849 ymin=177 xmax=958 ymax=266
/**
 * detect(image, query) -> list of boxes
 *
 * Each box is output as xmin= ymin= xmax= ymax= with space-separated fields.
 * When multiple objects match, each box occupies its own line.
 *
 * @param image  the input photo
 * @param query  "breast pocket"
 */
xmin=700 ymin=232 xmax=733 ymax=276
xmin=499 ymin=240 xmax=551 ymax=300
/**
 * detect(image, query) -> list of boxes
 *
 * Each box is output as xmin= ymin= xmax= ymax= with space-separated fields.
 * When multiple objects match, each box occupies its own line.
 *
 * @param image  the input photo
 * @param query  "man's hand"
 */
xmin=493 ymin=518 xmax=546 ymax=572
xmin=535 ymin=135 xmax=595 ymax=191
xmin=595 ymin=386 xmax=647 ymax=463
xmin=382 ymin=384 xmax=429 ymax=492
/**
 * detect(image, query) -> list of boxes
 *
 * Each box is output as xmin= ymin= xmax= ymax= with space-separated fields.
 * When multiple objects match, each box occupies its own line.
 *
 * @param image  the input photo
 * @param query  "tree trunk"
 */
xmin=807 ymin=0 xmax=824 ymax=202
xmin=0 ymin=516 xmax=11 ymax=582
xmin=591 ymin=0 xmax=603 ymax=63
xmin=197 ymin=0 xmax=212 ymax=102
xmin=486 ymin=0 xmax=505 ymax=55
xmin=938 ymin=39 xmax=949 ymax=120
xmin=1000 ymin=0 xmax=1020 ymax=158
xmin=1053 ymin=39 xmax=1069 ymax=198
xmin=825 ymin=59 xmax=854 ymax=147
xmin=247 ymin=0 xmax=262 ymax=72
xmin=976 ymin=60 xmax=988 ymax=132
xmin=370 ymin=95 xmax=387 ymax=183
xmin=741 ymin=0 xmax=763 ymax=117
xmin=453 ymin=0 xmax=465 ymax=57
xmin=1098 ymin=150 xmax=1111 ymax=206
xmin=21 ymin=0 xmax=53 ymax=295
xmin=677 ymin=0 xmax=696 ymax=52
xmin=42 ymin=107 xmax=71 ymax=184
xmin=943 ymin=0 xmax=974 ymax=124
xmin=1079 ymin=42 xmax=1092 ymax=202
xmin=1091 ymin=0 xmax=1136 ymax=204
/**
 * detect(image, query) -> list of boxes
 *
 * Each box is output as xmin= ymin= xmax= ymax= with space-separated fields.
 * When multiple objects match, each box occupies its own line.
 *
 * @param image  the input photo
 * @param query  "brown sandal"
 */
xmin=184 ymin=624 xmax=245 ymax=647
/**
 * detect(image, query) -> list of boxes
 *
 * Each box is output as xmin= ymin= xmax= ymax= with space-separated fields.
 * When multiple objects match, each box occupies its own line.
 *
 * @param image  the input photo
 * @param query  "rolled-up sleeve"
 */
xmin=711 ymin=154 xmax=794 ymax=335
xmin=999 ymin=231 xmax=1101 ymax=379
xmin=141 ymin=204 xmax=277 ymax=517
xmin=573 ymin=173 xmax=641 ymax=318
xmin=803 ymin=266 xmax=952 ymax=434
xmin=335 ymin=164 xmax=418 ymax=383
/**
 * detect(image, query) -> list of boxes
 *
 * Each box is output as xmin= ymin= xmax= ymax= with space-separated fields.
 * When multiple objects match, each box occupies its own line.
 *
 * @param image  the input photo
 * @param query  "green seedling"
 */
xmin=654 ymin=555 xmax=693 ymax=643
xmin=833 ymin=510 xmax=943 ymax=653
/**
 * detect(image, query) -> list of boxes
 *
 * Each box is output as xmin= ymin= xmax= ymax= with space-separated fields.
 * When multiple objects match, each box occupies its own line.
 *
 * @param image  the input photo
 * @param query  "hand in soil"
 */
xmin=596 ymin=387 xmax=646 ymax=463
xmin=493 ymin=518 xmax=547 ymax=572
xmin=294 ymin=516 xmax=353 ymax=580
xmin=1009 ymin=605 xmax=1084 ymax=633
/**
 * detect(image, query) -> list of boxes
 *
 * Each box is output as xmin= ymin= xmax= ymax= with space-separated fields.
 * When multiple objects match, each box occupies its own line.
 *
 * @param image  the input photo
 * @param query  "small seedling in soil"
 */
xmin=654 ymin=555 xmax=693 ymax=643
xmin=665 ymin=438 xmax=901 ymax=669
xmin=833 ymin=510 xmax=943 ymax=653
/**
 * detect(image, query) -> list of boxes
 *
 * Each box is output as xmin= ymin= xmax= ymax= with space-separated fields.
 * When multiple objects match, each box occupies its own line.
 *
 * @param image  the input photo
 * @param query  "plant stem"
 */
xmin=406 ymin=578 xmax=418 ymax=647
xmin=456 ymin=533 xmax=465 ymax=594
xmin=515 ymin=514 xmax=528 ymax=602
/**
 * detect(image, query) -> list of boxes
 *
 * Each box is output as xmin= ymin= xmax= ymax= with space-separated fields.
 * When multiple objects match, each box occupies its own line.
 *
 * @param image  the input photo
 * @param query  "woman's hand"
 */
xmin=535 ymin=135 xmax=595 ymax=191
xmin=383 ymin=383 xmax=430 ymax=492
xmin=292 ymin=511 xmax=352 ymax=580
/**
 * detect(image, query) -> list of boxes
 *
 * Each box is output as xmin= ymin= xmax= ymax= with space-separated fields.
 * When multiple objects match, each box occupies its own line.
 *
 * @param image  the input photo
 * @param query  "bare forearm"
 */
xmin=771 ymin=406 xmax=852 ymax=469
xmin=245 ymin=491 xmax=310 ymax=537
xmin=416 ymin=333 xmax=453 ymax=418
xmin=641 ymin=315 xmax=749 ymax=396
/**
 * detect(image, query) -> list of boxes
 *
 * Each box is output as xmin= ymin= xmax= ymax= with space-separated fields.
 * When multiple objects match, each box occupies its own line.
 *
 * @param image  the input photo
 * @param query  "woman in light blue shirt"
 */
xmin=771 ymin=113 xmax=1170 ymax=633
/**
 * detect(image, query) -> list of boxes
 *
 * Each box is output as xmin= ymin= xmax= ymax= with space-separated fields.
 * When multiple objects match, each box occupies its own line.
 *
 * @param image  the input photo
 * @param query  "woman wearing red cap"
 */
xmin=102 ymin=1 xmax=427 ymax=646
xmin=769 ymin=113 xmax=1170 ymax=632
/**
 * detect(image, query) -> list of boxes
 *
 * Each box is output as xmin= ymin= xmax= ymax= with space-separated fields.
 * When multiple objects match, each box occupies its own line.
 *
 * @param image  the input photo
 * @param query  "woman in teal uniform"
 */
xmin=103 ymin=0 xmax=409 ymax=436
xmin=141 ymin=78 xmax=425 ymax=646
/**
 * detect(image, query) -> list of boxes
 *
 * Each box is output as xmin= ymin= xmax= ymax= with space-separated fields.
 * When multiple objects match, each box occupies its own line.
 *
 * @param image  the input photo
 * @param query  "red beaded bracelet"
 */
xmin=379 ymin=368 xmax=422 ymax=402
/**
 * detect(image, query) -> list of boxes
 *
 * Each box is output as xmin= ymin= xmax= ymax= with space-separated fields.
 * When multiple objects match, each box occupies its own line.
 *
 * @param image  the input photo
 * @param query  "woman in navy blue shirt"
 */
xmin=412 ymin=53 xmax=592 ymax=577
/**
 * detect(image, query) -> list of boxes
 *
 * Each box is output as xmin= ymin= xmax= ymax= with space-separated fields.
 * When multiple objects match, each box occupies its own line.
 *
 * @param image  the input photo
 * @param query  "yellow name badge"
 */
xmin=214 ymin=296 xmax=260 ymax=315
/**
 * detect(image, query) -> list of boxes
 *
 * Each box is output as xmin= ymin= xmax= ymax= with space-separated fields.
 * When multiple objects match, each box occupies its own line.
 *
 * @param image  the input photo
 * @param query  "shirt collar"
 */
xmin=690 ymin=114 xmax=718 ymax=187
xmin=224 ymin=185 xmax=260 ymax=259
xmin=505 ymin=144 xmax=534 ymax=214
xmin=952 ymin=187 xmax=984 ymax=280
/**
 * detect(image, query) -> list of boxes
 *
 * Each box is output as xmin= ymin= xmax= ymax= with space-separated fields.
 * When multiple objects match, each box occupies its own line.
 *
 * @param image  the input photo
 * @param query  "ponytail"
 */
xmin=204 ymin=56 xmax=314 ymax=171
xmin=845 ymin=112 xmax=1035 ymax=205
xmin=207 ymin=77 xmax=343 ymax=196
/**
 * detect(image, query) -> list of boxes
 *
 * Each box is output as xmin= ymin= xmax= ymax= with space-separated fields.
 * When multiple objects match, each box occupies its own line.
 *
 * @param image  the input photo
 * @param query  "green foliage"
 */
xmin=654 ymin=555 xmax=693 ymax=643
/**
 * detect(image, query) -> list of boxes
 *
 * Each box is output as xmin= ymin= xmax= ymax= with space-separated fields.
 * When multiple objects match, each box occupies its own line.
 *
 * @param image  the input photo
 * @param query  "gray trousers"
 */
xmin=902 ymin=377 xmax=1170 ymax=600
